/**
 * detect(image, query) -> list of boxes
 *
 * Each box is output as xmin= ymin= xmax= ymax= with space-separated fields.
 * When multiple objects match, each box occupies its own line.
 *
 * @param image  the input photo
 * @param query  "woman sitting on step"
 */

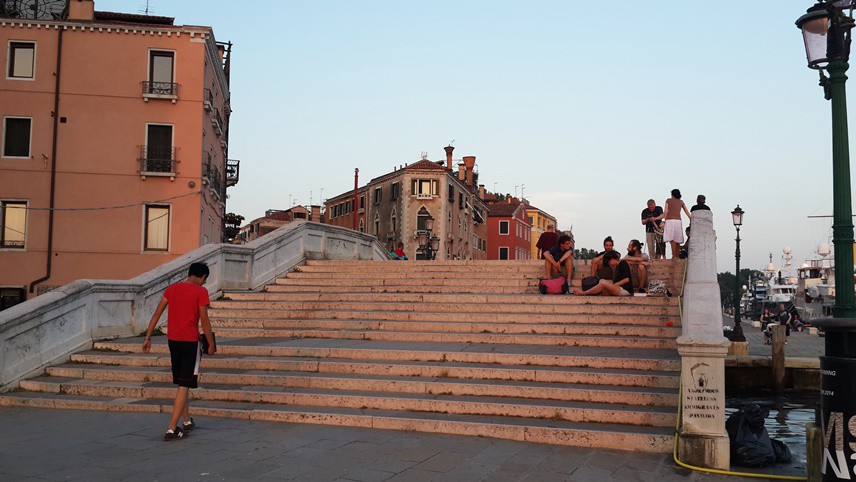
xmin=573 ymin=251 xmax=632 ymax=296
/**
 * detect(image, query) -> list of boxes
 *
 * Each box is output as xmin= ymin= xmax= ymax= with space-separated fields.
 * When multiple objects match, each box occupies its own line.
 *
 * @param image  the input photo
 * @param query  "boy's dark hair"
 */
xmin=671 ymin=189 xmax=681 ymax=199
xmin=558 ymin=234 xmax=571 ymax=245
xmin=603 ymin=250 xmax=621 ymax=262
xmin=188 ymin=262 xmax=210 ymax=278
xmin=397 ymin=242 xmax=404 ymax=248
xmin=697 ymin=194 xmax=705 ymax=204
xmin=629 ymin=239 xmax=643 ymax=253
xmin=603 ymin=236 xmax=613 ymax=245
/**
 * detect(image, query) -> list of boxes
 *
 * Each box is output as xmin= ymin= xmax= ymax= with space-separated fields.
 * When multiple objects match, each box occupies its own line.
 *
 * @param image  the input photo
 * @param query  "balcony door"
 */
xmin=148 ymin=51 xmax=174 ymax=94
xmin=146 ymin=124 xmax=173 ymax=172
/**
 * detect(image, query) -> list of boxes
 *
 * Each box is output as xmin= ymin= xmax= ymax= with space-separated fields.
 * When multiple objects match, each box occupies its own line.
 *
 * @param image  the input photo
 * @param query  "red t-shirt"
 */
xmin=164 ymin=281 xmax=210 ymax=342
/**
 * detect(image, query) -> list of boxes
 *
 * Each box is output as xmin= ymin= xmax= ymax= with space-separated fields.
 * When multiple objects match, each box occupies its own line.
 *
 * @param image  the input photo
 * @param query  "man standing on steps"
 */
xmin=535 ymin=224 xmax=559 ymax=259
xmin=142 ymin=262 xmax=216 ymax=441
xmin=641 ymin=199 xmax=664 ymax=260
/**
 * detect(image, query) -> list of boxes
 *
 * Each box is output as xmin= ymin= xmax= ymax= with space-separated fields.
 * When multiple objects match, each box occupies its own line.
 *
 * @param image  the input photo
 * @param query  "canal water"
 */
xmin=726 ymin=389 xmax=817 ymax=472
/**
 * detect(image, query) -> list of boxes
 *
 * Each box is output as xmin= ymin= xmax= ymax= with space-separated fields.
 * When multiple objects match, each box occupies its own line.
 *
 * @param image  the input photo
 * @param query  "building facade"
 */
xmin=325 ymin=146 xmax=488 ymax=260
xmin=238 ymin=206 xmax=321 ymax=243
xmin=526 ymin=203 xmax=558 ymax=259
xmin=0 ymin=0 xmax=238 ymax=308
xmin=486 ymin=200 xmax=531 ymax=260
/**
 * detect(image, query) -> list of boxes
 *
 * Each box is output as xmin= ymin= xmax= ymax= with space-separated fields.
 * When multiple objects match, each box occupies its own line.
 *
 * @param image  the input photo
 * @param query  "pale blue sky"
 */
xmin=100 ymin=1 xmax=845 ymax=271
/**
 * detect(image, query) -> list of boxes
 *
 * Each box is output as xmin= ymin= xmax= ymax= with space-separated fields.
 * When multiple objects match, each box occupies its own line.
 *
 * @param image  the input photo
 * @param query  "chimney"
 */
xmin=68 ymin=0 xmax=95 ymax=21
xmin=310 ymin=205 xmax=321 ymax=222
xmin=463 ymin=156 xmax=476 ymax=186
xmin=458 ymin=164 xmax=466 ymax=181
xmin=478 ymin=184 xmax=485 ymax=198
xmin=444 ymin=145 xmax=455 ymax=170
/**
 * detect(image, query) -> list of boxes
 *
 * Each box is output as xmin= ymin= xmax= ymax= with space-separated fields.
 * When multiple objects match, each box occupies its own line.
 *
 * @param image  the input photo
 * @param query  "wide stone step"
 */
xmin=46 ymin=364 xmax=678 ymax=407
xmin=287 ymin=268 xmax=685 ymax=278
xmin=197 ymin=327 xmax=676 ymax=350
xmin=210 ymin=308 xmax=679 ymax=325
xmin=276 ymin=278 xmax=545 ymax=287
xmin=95 ymin=337 xmax=681 ymax=372
xmin=263 ymin=284 xmax=684 ymax=295
xmin=208 ymin=319 xmax=681 ymax=337
xmin=0 ymin=392 xmax=675 ymax=453
xmin=210 ymin=300 xmax=679 ymax=316
xmin=220 ymin=292 xmax=680 ymax=306
xmin=17 ymin=377 xmax=677 ymax=427
xmin=71 ymin=351 xmax=680 ymax=389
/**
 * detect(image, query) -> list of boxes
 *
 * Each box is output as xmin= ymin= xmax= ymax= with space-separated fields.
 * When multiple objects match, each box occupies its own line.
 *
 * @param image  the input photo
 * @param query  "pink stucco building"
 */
xmin=0 ymin=0 xmax=238 ymax=309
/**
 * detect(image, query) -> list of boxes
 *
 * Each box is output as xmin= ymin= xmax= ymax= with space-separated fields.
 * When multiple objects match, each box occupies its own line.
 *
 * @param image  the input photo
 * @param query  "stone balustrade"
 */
xmin=0 ymin=221 xmax=390 ymax=391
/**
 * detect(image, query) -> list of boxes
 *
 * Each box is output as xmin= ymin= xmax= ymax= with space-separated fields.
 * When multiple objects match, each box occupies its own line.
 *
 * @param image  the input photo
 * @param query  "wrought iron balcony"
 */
xmin=142 ymin=81 xmax=179 ymax=102
xmin=226 ymin=159 xmax=240 ymax=187
xmin=139 ymin=145 xmax=178 ymax=180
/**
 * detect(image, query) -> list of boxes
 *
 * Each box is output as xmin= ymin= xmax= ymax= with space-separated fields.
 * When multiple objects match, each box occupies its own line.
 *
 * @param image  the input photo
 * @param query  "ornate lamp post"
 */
xmin=417 ymin=215 xmax=440 ymax=260
xmin=731 ymin=205 xmax=746 ymax=342
xmin=796 ymin=2 xmax=856 ymax=479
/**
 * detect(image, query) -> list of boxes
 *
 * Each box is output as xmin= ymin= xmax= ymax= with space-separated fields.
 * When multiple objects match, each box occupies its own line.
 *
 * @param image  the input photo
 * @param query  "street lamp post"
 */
xmin=796 ymin=2 xmax=856 ymax=480
xmin=417 ymin=215 xmax=440 ymax=260
xmin=731 ymin=205 xmax=746 ymax=342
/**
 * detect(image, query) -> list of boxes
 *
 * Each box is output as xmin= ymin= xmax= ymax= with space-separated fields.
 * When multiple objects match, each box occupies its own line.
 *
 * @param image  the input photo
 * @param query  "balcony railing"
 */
xmin=203 ymin=161 xmax=226 ymax=201
xmin=139 ymin=145 xmax=178 ymax=179
xmin=141 ymin=81 xmax=179 ymax=102
xmin=0 ymin=240 xmax=25 ymax=249
xmin=226 ymin=159 xmax=240 ymax=187
xmin=203 ymin=88 xmax=213 ymax=111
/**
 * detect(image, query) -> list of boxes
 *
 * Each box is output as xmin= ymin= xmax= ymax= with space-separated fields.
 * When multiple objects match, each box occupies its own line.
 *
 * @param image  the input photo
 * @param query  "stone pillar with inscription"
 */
xmin=677 ymin=210 xmax=731 ymax=470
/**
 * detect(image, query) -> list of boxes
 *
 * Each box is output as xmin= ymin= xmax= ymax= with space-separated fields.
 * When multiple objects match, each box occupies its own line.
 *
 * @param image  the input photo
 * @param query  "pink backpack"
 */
xmin=539 ymin=277 xmax=568 ymax=295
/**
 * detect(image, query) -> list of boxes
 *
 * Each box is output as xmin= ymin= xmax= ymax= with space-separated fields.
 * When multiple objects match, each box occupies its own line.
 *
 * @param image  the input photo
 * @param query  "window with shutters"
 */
xmin=2 ymin=117 xmax=31 ymax=158
xmin=0 ymin=200 xmax=27 ymax=249
xmin=7 ymin=42 xmax=35 ymax=79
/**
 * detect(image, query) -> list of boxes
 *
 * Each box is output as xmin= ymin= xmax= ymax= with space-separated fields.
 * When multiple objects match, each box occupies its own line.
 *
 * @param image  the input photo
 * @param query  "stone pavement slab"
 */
xmin=0 ymin=406 xmax=801 ymax=481
xmin=724 ymin=314 xmax=824 ymax=358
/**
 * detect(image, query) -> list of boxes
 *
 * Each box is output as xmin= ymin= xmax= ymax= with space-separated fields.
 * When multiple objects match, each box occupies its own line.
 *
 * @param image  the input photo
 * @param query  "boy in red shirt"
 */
xmin=142 ymin=262 xmax=216 ymax=441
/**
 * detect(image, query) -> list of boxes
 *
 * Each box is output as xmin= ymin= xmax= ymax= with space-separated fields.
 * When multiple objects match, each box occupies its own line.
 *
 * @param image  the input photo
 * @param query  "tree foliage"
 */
xmin=718 ymin=269 xmax=765 ymax=308
xmin=574 ymin=248 xmax=599 ymax=260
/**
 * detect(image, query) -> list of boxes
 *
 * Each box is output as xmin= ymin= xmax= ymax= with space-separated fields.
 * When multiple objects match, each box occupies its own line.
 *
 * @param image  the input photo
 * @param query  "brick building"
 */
xmin=238 ymin=206 xmax=322 ymax=243
xmin=0 ymin=0 xmax=237 ymax=308
xmin=486 ymin=199 xmax=531 ymax=260
xmin=325 ymin=146 xmax=488 ymax=260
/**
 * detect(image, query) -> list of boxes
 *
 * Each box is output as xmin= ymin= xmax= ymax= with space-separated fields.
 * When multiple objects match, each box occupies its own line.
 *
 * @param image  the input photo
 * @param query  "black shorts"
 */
xmin=168 ymin=340 xmax=200 ymax=388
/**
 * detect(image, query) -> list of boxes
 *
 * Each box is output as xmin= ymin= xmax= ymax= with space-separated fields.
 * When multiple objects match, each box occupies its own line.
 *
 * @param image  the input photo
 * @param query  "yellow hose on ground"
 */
xmin=672 ymin=259 xmax=807 ymax=481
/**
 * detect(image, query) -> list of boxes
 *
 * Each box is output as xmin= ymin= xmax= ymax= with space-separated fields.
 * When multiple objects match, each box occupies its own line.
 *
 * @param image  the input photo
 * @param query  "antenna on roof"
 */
xmin=448 ymin=139 xmax=455 ymax=147
xmin=139 ymin=0 xmax=154 ymax=15
xmin=421 ymin=152 xmax=428 ymax=160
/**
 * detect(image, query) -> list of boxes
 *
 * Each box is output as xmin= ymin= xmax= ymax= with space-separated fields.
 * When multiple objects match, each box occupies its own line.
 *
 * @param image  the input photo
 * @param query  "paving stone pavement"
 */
xmin=0 ymin=406 xmax=789 ymax=481
xmin=723 ymin=315 xmax=824 ymax=358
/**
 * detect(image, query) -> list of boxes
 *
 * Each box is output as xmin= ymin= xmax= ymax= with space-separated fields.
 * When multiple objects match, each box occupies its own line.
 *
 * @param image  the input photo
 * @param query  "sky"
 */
xmin=100 ymin=0 xmax=851 ymax=272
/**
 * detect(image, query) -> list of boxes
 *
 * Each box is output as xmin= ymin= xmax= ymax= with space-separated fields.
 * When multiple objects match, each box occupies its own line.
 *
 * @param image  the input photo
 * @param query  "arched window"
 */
xmin=374 ymin=214 xmax=380 ymax=235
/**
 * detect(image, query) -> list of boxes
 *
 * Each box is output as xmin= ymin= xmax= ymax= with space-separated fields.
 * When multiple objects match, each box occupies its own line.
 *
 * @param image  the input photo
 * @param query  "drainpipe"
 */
xmin=352 ymin=168 xmax=359 ymax=230
xmin=29 ymin=28 xmax=63 ymax=295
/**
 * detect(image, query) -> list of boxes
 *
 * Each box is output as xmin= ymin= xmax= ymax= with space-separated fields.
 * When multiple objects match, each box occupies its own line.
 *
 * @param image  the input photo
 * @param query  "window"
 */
xmin=499 ymin=247 xmax=509 ymax=260
xmin=499 ymin=220 xmax=509 ymax=235
xmin=448 ymin=185 xmax=455 ymax=202
xmin=412 ymin=179 xmax=437 ymax=197
xmin=1 ymin=201 xmax=27 ymax=249
xmin=144 ymin=124 xmax=173 ymax=172
xmin=0 ymin=287 xmax=26 ymax=311
xmin=390 ymin=182 xmax=400 ymax=200
xmin=374 ymin=215 xmax=380 ymax=235
xmin=8 ymin=42 xmax=35 ymax=79
xmin=374 ymin=187 xmax=382 ymax=204
xmin=458 ymin=192 xmax=464 ymax=209
xmin=146 ymin=50 xmax=175 ymax=95
xmin=3 ymin=117 xmax=31 ymax=158
xmin=359 ymin=219 xmax=364 ymax=233
xmin=144 ymin=205 xmax=170 ymax=251
xmin=359 ymin=196 xmax=365 ymax=210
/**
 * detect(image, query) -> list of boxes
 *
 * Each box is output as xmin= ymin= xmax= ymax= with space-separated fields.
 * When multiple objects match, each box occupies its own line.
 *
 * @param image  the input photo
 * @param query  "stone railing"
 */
xmin=0 ymin=221 xmax=390 ymax=391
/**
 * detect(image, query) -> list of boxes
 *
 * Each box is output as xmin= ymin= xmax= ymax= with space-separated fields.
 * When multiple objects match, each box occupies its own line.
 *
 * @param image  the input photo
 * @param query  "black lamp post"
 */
xmin=731 ymin=205 xmax=746 ymax=342
xmin=417 ymin=216 xmax=439 ymax=260
xmin=797 ymin=3 xmax=856 ymax=480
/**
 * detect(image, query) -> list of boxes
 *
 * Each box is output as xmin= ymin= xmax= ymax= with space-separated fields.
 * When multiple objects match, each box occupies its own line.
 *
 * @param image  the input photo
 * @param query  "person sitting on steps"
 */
xmin=590 ymin=236 xmax=619 ymax=279
xmin=574 ymin=251 xmax=632 ymax=296
xmin=623 ymin=239 xmax=649 ymax=293
xmin=544 ymin=234 xmax=574 ymax=284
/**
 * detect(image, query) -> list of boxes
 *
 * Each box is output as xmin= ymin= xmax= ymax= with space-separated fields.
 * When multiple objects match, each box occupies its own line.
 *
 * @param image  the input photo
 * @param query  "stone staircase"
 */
xmin=0 ymin=259 xmax=685 ymax=453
